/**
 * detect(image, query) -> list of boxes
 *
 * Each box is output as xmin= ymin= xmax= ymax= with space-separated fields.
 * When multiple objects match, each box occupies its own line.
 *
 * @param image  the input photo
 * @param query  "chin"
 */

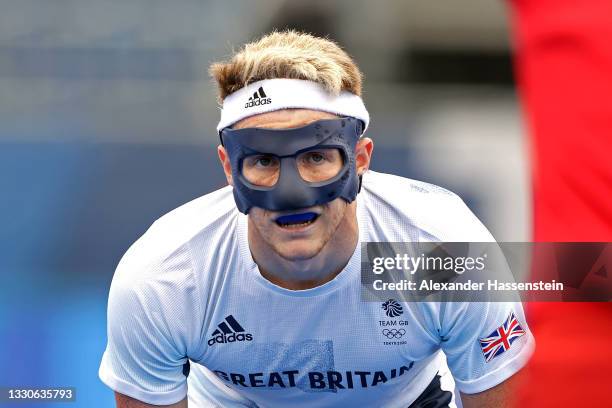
xmin=274 ymin=241 xmax=324 ymax=261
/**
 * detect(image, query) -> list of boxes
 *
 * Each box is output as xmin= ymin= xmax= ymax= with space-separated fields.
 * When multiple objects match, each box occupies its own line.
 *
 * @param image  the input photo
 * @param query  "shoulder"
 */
xmin=106 ymin=186 xmax=239 ymax=353
xmin=112 ymin=185 xmax=238 ymax=289
xmin=360 ymin=171 xmax=494 ymax=241
xmin=103 ymin=188 xmax=240 ymax=371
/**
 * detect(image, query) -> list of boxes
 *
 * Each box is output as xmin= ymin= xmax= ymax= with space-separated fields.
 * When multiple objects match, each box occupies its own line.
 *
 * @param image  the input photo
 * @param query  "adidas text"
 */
xmin=208 ymin=332 xmax=253 ymax=346
xmin=245 ymin=98 xmax=272 ymax=109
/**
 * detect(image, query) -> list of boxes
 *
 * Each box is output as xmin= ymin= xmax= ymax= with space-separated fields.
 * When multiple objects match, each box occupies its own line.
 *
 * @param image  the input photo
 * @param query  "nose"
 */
xmin=265 ymin=158 xmax=318 ymax=210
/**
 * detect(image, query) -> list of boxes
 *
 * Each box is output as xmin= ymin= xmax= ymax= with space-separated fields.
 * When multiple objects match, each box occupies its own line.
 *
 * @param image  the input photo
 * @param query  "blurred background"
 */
xmin=0 ymin=0 xmax=529 ymax=406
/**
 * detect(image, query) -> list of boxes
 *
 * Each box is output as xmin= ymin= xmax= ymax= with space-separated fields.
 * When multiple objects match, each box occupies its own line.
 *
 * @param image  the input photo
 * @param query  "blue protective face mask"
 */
xmin=220 ymin=117 xmax=364 ymax=214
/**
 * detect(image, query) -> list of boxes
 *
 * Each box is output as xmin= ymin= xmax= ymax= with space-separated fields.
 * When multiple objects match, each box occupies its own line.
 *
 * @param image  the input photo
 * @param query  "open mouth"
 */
xmin=275 ymin=212 xmax=319 ymax=228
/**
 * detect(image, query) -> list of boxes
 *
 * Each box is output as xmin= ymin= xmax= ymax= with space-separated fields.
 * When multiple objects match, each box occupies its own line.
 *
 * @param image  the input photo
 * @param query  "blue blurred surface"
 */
xmin=0 ymin=142 xmax=225 ymax=407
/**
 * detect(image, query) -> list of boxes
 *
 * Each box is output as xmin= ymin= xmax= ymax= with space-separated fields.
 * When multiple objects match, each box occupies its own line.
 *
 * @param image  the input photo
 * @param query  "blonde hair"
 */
xmin=209 ymin=30 xmax=363 ymax=101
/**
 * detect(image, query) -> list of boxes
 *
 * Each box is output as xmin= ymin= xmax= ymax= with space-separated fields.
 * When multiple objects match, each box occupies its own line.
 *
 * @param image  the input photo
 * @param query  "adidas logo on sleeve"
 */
xmin=208 ymin=315 xmax=253 ymax=346
xmin=244 ymin=87 xmax=272 ymax=108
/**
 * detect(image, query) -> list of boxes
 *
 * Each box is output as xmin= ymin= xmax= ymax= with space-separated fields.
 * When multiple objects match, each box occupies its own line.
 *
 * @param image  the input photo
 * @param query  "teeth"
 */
xmin=279 ymin=219 xmax=315 ymax=228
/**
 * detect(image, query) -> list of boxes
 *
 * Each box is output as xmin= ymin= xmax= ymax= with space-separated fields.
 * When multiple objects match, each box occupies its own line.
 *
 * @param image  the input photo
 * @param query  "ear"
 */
xmin=355 ymin=137 xmax=374 ymax=176
xmin=217 ymin=145 xmax=233 ymax=186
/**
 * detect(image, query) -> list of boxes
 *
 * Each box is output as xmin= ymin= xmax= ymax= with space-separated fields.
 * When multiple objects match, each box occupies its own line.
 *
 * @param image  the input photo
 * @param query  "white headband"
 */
xmin=216 ymin=78 xmax=369 ymax=133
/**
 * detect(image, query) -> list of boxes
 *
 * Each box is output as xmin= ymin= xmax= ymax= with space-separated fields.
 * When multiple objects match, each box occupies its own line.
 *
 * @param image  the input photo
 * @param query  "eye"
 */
xmin=306 ymin=152 xmax=326 ymax=164
xmin=256 ymin=156 xmax=273 ymax=167
xmin=246 ymin=154 xmax=278 ymax=168
xmin=296 ymin=148 xmax=343 ymax=182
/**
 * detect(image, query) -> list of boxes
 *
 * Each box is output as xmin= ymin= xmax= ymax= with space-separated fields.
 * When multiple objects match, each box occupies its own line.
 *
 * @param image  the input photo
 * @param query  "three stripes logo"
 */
xmin=207 ymin=315 xmax=253 ymax=346
xmin=244 ymin=86 xmax=272 ymax=109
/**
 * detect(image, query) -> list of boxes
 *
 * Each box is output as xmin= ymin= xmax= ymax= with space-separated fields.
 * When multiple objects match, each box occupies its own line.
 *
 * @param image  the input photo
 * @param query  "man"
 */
xmin=99 ymin=31 xmax=534 ymax=407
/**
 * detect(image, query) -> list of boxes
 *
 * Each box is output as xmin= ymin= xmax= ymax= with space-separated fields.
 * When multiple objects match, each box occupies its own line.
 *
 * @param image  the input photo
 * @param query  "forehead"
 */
xmin=233 ymin=109 xmax=339 ymax=130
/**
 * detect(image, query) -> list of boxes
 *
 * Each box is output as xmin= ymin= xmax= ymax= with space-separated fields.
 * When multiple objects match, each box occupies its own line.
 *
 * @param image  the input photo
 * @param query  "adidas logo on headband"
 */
xmin=245 ymin=86 xmax=272 ymax=109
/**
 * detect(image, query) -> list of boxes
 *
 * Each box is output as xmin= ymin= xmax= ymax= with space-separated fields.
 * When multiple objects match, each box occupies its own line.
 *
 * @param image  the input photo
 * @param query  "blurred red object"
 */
xmin=509 ymin=0 xmax=612 ymax=406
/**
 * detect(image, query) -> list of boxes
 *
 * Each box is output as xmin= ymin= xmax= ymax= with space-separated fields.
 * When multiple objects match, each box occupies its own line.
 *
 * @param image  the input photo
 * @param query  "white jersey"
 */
xmin=99 ymin=171 xmax=534 ymax=407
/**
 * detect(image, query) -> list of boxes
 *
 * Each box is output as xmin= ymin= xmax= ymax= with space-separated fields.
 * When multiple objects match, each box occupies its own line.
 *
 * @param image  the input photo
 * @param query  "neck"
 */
xmin=248 ymin=203 xmax=359 ymax=290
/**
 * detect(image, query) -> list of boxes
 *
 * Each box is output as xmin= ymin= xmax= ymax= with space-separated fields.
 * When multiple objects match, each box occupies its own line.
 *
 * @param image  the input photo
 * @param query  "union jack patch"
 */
xmin=479 ymin=312 xmax=526 ymax=363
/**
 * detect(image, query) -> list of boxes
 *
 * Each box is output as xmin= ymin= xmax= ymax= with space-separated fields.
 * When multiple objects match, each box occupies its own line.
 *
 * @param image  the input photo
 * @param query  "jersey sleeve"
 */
xmin=99 ymin=239 xmax=199 ymax=405
xmin=431 ymin=195 xmax=535 ymax=393
xmin=438 ymin=300 xmax=535 ymax=394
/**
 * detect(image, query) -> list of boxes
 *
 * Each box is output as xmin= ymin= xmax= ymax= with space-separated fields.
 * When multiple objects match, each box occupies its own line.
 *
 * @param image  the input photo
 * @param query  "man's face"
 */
xmin=218 ymin=109 xmax=373 ymax=261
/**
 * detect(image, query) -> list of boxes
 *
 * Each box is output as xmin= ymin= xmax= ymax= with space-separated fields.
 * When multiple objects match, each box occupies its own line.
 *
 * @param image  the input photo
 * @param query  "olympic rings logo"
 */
xmin=382 ymin=329 xmax=406 ymax=339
